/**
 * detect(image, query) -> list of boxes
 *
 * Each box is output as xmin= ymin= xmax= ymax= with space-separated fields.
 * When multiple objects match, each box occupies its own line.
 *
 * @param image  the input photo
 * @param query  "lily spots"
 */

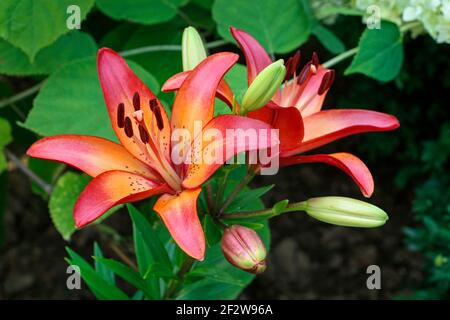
xmin=127 ymin=174 xmax=155 ymax=192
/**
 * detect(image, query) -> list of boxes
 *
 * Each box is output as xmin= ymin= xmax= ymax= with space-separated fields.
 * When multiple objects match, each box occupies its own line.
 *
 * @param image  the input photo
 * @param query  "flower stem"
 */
xmin=164 ymin=256 xmax=195 ymax=299
xmin=322 ymin=47 xmax=358 ymax=68
xmin=0 ymin=81 xmax=44 ymax=109
xmin=219 ymin=166 xmax=258 ymax=215
xmin=222 ymin=201 xmax=307 ymax=219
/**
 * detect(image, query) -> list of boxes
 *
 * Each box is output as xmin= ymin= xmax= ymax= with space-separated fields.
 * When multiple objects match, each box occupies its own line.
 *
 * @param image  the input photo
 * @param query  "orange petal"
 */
xmin=162 ymin=71 xmax=235 ymax=109
xmin=280 ymin=152 xmax=374 ymax=197
xmin=74 ymin=171 xmax=170 ymax=228
xmin=182 ymin=115 xmax=279 ymax=189
xmin=170 ymin=52 xmax=238 ymax=156
xmin=27 ymin=135 xmax=159 ymax=179
xmin=97 ymin=48 xmax=171 ymax=167
xmin=153 ymin=188 xmax=205 ymax=260
xmin=286 ymin=109 xmax=400 ymax=155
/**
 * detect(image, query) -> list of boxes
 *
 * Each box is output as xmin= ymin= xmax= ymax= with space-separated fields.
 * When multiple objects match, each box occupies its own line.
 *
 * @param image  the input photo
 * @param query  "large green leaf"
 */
xmin=0 ymin=31 xmax=96 ymax=76
xmin=212 ymin=0 xmax=312 ymax=54
xmin=0 ymin=0 xmax=95 ymax=61
xmin=96 ymin=0 xmax=186 ymax=25
xmin=312 ymin=24 xmax=345 ymax=54
xmin=345 ymin=21 xmax=404 ymax=82
xmin=93 ymin=242 xmax=116 ymax=286
xmin=0 ymin=118 xmax=12 ymax=174
xmin=66 ymin=247 xmax=129 ymax=300
xmin=23 ymin=57 xmax=159 ymax=140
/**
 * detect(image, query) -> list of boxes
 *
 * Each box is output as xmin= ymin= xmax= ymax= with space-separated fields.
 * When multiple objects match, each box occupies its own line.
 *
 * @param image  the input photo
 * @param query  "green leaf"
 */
xmin=94 ymin=257 xmax=157 ymax=299
xmin=49 ymin=172 xmax=121 ymax=240
xmin=128 ymin=204 xmax=174 ymax=276
xmin=93 ymin=242 xmax=115 ymax=286
xmin=273 ymin=199 xmax=289 ymax=215
xmin=203 ymin=214 xmax=222 ymax=247
xmin=96 ymin=0 xmax=187 ymax=25
xmin=345 ymin=21 xmax=404 ymax=82
xmin=225 ymin=184 xmax=274 ymax=212
xmin=213 ymin=0 xmax=312 ymax=54
xmin=0 ymin=31 xmax=97 ymax=76
xmin=23 ymin=57 xmax=159 ymax=140
xmin=0 ymin=0 xmax=95 ymax=61
xmin=312 ymin=24 xmax=345 ymax=54
xmin=0 ymin=117 xmax=12 ymax=174
xmin=66 ymin=247 xmax=129 ymax=300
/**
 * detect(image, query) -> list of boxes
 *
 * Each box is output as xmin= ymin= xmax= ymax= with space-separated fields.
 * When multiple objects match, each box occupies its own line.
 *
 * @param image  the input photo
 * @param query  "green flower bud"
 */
xmin=305 ymin=196 xmax=389 ymax=228
xmin=182 ymin=26 xmax=207 ymax=71
xmin=241 ymin=59 xmax=286 ymax=114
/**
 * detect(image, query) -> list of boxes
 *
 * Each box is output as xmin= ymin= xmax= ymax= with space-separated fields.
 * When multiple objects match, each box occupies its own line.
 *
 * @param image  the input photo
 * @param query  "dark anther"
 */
xmin=138 ymin=125 xmax=150 ymax=143
xmin=285 ymin=50 xmax=301 ymax=81
xmin=117 ymin=103 xmax=125 ymax=128
xmin=133 ymin=92 xmax=140 ymax=111
xmin=317 ymin=70 xmax=335 ymax=95
xmin=124 ymin=117 xmax=134 ymax=137
xmin=153 ymin=106 xmax=164 ymax=130
xmin=149 ymin=98 xmax=158 ymax=112
xmin=311 ymin=52 xmax=319 ymax=68
xmin=297 ymin=61 xmax=312 ymax=85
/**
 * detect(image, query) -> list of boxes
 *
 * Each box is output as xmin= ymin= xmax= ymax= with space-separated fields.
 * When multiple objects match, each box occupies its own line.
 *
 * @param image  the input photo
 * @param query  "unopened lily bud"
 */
xmin=182 ymin=26 xmax=207 ymax=71
xmin=305 ymin=197 xmax=388 ymax=228
xmin=221 ymin=225 xmax=267 ymax=274
xmin=241 ymin=59 xmax=286 ymax=114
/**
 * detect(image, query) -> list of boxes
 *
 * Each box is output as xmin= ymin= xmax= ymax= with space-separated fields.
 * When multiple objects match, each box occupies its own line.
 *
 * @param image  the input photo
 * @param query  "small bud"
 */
xmin=182 ymin=26 xmax=207 ymax=71
xmin=241 ymin=59 xmax=286 ymax=114
xmin=305 ymin=197 xmax=388 ymax=228
xmin=221 ymin=225 xmax=267 ymax=274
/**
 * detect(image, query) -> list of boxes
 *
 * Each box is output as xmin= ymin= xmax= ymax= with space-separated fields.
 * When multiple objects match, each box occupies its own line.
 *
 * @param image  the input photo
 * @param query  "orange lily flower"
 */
xmin=162 ymin=27 xmax=400 ymax=198
xmin=27 ymin=48 xmax=278 ymax=260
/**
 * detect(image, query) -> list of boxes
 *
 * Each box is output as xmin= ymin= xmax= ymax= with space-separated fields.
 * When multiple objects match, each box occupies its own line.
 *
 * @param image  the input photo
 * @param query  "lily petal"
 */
xmin=280 ymin=153 xmax=374 ymax=197
xmin=182 ymin=115 xmax=279 ymax=189
xmin=230 ymin=27 xmax=272 ymax=84
xmin=27 ymin=135 xmax=159 ymax=179
xmin=248 ymin=101 xmax=304 ymax=156
xmin=286 ymin=109 xmax=400 ymax=155
xmin=162 ymin=71 xmax=235 ymax=109
xmin=171 ymin=52 xmax=238 ymax=147
xmin=153 ymin=188 xmax=205 ymax=260
xmin=74 ymin=170 xmax=170 ymax=228
xmin=97 ymin=48 xmax=171 ymax=166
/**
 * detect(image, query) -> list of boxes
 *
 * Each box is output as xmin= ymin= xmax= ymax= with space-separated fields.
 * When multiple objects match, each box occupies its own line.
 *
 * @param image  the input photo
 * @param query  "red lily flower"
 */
xmin=27 ymin=48 xmax=278 ymax=260
xmin=162 ymin=27 xmax=400 ymax=198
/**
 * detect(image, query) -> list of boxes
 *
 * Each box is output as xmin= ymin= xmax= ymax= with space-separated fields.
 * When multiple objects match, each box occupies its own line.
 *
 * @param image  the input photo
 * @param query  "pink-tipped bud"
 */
xmin=221 ymin=225 xmax=267 ymax=274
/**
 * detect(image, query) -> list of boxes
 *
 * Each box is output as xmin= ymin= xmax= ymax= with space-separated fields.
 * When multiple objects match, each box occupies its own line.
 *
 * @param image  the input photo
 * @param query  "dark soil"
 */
xmin=0 ymin=141 xmax=424 ymax=299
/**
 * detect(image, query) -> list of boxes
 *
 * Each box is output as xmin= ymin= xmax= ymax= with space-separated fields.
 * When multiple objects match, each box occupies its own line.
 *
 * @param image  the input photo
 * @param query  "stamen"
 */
xmin=117 ymin=103 xmax=125 ymax=128
xmin=133 ymin=92 xmax=140 ymax=111
xmin=149 ymin=98 xmax=158 ymax=112
xmin=292 ymin=50 xmax=301 ymax=73
xmin=124 ymin=116 xmax=133 ymax=137
xmin=149 ymin=99 xmax=164 ymax=130
xmin=311 ymin=52 xmax=319 ymax=68
xmin=284 ymin=50 xmax=301 ymax=81
xmin=138 ymin=124 xmax=150 ymax=143
xmin=317 ymin=70 xmax=335 ymax=95
xmin=297 ymin=61 xmax=312 ymax=85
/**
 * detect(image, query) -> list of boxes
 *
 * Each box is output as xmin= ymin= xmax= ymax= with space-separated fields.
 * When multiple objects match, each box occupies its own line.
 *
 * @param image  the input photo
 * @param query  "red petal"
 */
xmin=27 ymin=135 xmax=159 ymax=180
xmin=248 ymin=101 xmax=304 ymax=156
xmin=286 ymin=109 xmax=400 ymax=155
xmin=153 ymin=188 xmax=205 ymax=260
xmin=171 ymin=52 xmax=238 ymax=142
xmin=74 ymin=171 xmax=169 ymax=228
xmin=162 ymin=71 xmax=235 ymax=109
xmin=280 ymin=152 xmax=374 ymax=197
xmin=230 ymin=27 xmax=272 ymax=84
xmin=97 ymin=48 xmax=171 ymax=166
xmin=182 ymin=115 xmax=279 ymax=189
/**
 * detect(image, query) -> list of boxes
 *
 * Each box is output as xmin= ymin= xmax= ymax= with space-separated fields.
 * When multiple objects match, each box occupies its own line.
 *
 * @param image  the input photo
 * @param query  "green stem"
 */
xmin=322 ymin=47 xmax=358 ymax=68
xmin=222 ymin=201 xmax=307 ymax=220
xmin=0 ymin=81 xmax=44 ymax=109
xmin=164 ymin=256 xmax=195 ymax=299
xmin=400 ymin=21 xmax=422 ymax=33
xmin=219 ymin=167 xmax=257 ymax=214
xmin=213 ymin=169 xmax=231 ymax=214
xmin=120 ymin=40 xmax=227 ymax=58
